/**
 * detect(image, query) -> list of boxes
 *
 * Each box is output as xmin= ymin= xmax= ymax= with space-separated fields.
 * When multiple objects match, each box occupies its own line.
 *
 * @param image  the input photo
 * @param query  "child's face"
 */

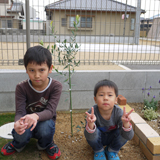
xmin=94 ymin=86 xmax=117 ymax=112
xmin=26 ymin=62 xmax=53 ymax=91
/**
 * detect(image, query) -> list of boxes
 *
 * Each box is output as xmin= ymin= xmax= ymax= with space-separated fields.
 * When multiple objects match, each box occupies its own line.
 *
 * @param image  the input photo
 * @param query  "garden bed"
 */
xmin=0 ymin=104 xmax=150 ymax=160
xmin=131 ymin=102 xmax=160 ymax=136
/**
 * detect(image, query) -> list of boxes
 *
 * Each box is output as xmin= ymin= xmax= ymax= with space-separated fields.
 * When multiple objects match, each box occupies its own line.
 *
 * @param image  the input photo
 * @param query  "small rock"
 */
xmin=61 ymin=132 xmax=64 ymax=134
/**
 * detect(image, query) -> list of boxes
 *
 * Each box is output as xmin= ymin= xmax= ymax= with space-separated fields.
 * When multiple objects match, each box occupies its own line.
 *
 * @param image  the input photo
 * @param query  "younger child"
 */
xmin=84 ymin=79 xmax=134 ymax=160
xmin=1 ymin=45 xmax=62 ymax=160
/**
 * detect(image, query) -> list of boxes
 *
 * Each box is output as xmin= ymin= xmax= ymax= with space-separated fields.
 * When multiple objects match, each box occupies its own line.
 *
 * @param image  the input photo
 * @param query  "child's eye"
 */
xmin=30 ymin=69 xmax=34 ymax=72
xmin=109 ymin=95 xmax=113 ymax=96
xmin=40 ymin=69 xmax=44 ymax=72
xmin=99 ymin=94 xmax=103 ymax=96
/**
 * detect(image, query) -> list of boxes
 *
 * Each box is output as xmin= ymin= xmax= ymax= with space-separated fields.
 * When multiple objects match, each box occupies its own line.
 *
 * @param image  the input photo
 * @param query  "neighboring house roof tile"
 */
xmin=45 ymin=0 xmax=145 ymax=13
xmin=7 ymin=2 xmax=24 ymax=14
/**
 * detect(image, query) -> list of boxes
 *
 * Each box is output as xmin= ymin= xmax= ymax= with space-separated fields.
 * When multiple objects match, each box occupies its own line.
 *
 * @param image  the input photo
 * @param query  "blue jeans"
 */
xmin=86 ymin=128 xmax=127 ymax=153
xmin=12 ymin=120 xmax=55 ymax=152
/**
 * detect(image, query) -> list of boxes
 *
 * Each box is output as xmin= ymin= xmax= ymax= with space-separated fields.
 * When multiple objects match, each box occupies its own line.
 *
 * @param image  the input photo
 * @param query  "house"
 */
xmin=0 ymin=0 xmax=42 ymax=35
xmin=45 ymin=0 xmax=145 ymax=38
xmin=147 ymin=17 xmax=160 ymax=39
xmin=140 ymin=17 xmax=153 ymax=37
xmin=0 ymin=0 xmax=24 ymax=30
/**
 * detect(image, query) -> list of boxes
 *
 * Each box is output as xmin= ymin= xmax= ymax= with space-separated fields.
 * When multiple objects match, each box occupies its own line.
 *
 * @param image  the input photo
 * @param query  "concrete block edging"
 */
xmin=119 ymin=104 xmax=160 ymax=160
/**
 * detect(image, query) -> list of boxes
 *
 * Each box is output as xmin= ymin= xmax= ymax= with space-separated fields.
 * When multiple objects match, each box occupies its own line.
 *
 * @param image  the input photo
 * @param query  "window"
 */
xmin=81 ymin=17 xmax=92 ymax=28
xmin=2 ymin=20 xmax=12 ymax=28
xmin=8 ymin=20 xmax=12 ymax=28
xmin=130 ymin=18 xmax=135 ymax=31
xmin=69 ymin=16 xmax=92 ymax=28
xmin=61 ymin=18 xmax=67 ymax=27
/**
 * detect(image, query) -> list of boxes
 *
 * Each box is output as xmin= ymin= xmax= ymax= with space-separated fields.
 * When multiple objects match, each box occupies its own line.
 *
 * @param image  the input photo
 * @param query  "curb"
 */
xmin=119 ymin=104 xmax=160 ymax=160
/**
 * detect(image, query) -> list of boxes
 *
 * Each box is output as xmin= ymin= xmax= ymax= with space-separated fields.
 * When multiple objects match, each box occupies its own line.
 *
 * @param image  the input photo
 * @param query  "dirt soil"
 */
xmin=2 ymin=103 xmax=160 ymax=160
xmin=52 ymin=104 xmax=148 ymax=160
xmin=53 ymin=102 xmax=160 ymax=160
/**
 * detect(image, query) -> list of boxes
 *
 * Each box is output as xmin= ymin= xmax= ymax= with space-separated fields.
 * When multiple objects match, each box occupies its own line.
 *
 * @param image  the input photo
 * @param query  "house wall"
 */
xmin=48 ymin=10 xmax=136 ymax=36
xmin=0 ymin=0 xmax=11 ymax=16
xmin=0 ymin=1 xmax=20 ymax=29
xmin=22 ymin=20 xmax=44 ymax=30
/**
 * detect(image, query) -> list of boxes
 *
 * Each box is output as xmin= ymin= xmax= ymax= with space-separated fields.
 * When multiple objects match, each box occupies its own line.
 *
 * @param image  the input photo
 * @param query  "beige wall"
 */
xmin=50 ymin=10 xmax=136 ymax=36
xmin=0 ymin=0 xmax=11 ymax=16
xmin=140 ymin=30 xmax=147 ymax=37
xmin=0 ymin=18 xmax=19 ymax=28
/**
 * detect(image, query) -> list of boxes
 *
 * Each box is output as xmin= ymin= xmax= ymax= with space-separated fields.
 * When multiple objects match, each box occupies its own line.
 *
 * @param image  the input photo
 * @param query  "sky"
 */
xmin=21 ymin=0 xmax=160 ymax=20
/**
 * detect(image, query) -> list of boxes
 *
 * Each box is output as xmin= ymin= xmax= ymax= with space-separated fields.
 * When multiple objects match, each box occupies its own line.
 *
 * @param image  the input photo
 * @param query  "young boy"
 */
xmin=84 ymin=79 xmax=134 ymax=160
xmin=1 ymin=45 xmax=62 ymax=160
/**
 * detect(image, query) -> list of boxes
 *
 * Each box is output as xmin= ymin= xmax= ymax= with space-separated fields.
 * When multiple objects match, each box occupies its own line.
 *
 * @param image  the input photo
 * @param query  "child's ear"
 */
xmin=94 ymin=97 xmax=97 ymax=104
xmin=115 ymin=97 xmax=118 ymax=104
xmin=49 ymin=65 xmax=53 ymax=73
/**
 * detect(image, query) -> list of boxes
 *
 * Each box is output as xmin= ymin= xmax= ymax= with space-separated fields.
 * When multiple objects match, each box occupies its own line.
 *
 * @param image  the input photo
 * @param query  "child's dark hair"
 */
xmin=94 ymin=79 xmax=118 ymax=97
xmin=24 ymin=45 xmax=52 ymax=69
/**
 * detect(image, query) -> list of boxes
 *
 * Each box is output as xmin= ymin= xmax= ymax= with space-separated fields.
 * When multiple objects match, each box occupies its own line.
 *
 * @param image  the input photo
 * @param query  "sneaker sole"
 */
xmin=48 ymin=149 xmax=61 ymax=159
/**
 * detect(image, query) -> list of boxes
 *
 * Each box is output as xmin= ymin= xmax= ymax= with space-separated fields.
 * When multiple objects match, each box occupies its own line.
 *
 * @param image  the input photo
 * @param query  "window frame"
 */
xmin=130 ymin=18 xmax=135 ymax=31
xmin=68 ymin=16 xmax=93 ymax=30
xmin=1 ymin=19 xmax=12 ymax=28
xmin=61 ymin=18 xmax=67 ymax=27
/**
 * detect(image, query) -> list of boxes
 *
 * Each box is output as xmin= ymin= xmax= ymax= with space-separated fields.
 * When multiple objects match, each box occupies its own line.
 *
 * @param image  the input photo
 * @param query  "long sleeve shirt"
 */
xmin=84 ymin=105 xmax=134 ymax=141
xmin=15 ymin=77 xmax=62 ymax=122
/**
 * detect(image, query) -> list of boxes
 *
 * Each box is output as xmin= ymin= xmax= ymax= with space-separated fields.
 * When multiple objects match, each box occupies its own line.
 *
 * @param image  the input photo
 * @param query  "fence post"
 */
xmin=135 ymin=0 xmax=141 ymax=45
xmin=25 ymin=0 xmax=30 ymax=49
xmin=123 ymin=0 xmax=127 ymax=37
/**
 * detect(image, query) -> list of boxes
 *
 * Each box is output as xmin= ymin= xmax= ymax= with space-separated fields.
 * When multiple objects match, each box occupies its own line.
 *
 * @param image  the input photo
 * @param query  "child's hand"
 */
xmin=20 ymin=113 xmax=39 ymax=131
xmin=121 ymin=106 xmax=134 ymax=128
xmin=85 ymin=107 xmax=96 ymax=130
xmin=14 ymin=120 xmax=28 ymax=135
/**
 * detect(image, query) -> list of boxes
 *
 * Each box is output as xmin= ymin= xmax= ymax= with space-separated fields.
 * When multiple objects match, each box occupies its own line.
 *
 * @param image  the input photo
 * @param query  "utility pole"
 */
xmin=25 ymin=0 xmax=30 ymax=49
xmin=135 ymin=0 xmax=141 ymax=45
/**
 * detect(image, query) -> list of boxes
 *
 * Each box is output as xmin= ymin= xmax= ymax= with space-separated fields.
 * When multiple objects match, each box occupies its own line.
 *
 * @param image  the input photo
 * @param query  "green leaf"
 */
xmin=50 ymin=21 xmax=53 ymax=27
xmin=63 ymin=65 xmax=68 ymax=70
xmin=80 ymin=121 xmax=84 ymax=125
xmin=54 ymin=44 xmax=56 ymax=50
xmin=76 ymin=15 xmax=80 ymax=24
xmin=47 ymin=45 xmax=50 ymax=50
xmin=64 ymin=79 xmax=68 ymax=82
xmin=39 ymin=40 xmax=44 ymax=46
xmin=71 ymin=30 xmax=75 ymax=36
xmin=76 ymin=125 xmax=81 ymax=129
xmin=55 ymin=69 xmax=59 ymax=73
xmin=63 ymin=39 xmax=67 ymax=43
xmin=75 ymin=43 xmax=79 ymax=48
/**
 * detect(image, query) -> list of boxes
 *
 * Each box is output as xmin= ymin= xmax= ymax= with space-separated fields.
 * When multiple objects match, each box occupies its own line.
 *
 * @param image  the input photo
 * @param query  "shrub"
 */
xmin=142 ymin=86 xmax=158 ymax=111
xmin=142 ymin=107 xmax=159 ymax=121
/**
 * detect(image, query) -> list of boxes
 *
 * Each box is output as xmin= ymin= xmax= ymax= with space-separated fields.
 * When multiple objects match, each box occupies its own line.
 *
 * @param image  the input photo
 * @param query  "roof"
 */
xmin=7 ymin=2 xmax=24 ymax=15
xmin=45 ymin=0 xmax=145 ymax=13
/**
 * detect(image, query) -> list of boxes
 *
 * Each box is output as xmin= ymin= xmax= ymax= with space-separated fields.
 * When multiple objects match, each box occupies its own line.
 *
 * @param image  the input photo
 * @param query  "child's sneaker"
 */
xmin=94 ymin=150 xmax=106 ymax=160
xmin=105 ymin=147 xmax=120 ymax=160
xmin=46 ymin=142 xmax=61 ymax=159
xmin=1 ymin=142 xmax=16 ymax=156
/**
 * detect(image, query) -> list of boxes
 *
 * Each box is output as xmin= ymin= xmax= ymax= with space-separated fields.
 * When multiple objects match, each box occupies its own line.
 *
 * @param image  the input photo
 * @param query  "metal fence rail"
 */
xmin=0 ymin=0 xmax=160 ymax=66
